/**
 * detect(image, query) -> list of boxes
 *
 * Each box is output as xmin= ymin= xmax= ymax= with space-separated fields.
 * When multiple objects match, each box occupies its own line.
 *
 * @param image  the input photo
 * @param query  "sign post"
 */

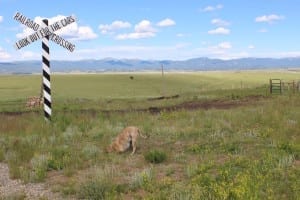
xmin=13 ymin=12 xmax=76 ymax=121
xmin=42 ymin=19 xmax=51 ymax=120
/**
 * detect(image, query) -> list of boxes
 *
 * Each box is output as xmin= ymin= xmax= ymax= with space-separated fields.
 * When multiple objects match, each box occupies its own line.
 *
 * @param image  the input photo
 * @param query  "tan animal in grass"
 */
xmin=107 ymin=126 xmax=147 ymax=155
xmin=26 ymin=96 xmax=43 ymax=108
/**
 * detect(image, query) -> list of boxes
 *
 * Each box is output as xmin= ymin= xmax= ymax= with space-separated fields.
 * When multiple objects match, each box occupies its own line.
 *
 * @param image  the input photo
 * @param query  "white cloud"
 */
xmin=176 ymin=33 xmax=191 ymax=38
xmin=248 ymin=51 xmax=300 ymax=59
xmin=211 ymin=18 xmax=230 ymax=27
xmin=278 ymin=51 xmax=300 ymax=58
xmin=16 ymin=26 xmax=33 ymax=39
xmin=217 ymin=42 xmax=232 ymax=49
xmin=0 ymin=47 xmax=11 ymax=60
xmin=115 ymin=20 xmax=156 ymax=40
xmin=101 ymin=18 xmax=176 ymax=40
xmin=74 ymin=26 xmax=98 ymax=41
xmin=20 ymin=51 xmax=40 ymax=59
xmin=255 ymin=14 xmax=284 ymax=23
xmin=74 ymin=43 xmax=192 ymax=60
xmin=157 ymin=18 xmax=176 ymax=27
xmin=176 ymin=33 xmax=184 ymax=37
xmin=99 ymin=20 xmax=131 ymax=34
xmin=205 ymin=42 xmax=251 ymax=60
xmin=16 ymin=15 xmax=98 ymax=41
xmin=202 ymin=4 xmax=223 ymax=12
xmin=135 ymin=20 xmax=156 ymax=33
xmin=219 ymin=52 xmax=249 ymax=60
xmin=248 ymin=45 xmax=255 ymax=49
xmin=0 ymin=16 xmax=3 ymax=23
xmin=116 ymin=32 xmax=155 ymax=40
xmin=208 ymin=27 xmax=230 ymax=35
xmin=201 ymin=42 xmax=250 ymax=60
xmin=258 ymin=28 xmax=268 ymax=33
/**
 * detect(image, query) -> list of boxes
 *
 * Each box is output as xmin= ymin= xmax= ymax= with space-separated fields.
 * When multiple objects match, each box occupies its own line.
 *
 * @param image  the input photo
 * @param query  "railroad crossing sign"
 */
xmin=13 ymin=12 xmax=76 ymax=121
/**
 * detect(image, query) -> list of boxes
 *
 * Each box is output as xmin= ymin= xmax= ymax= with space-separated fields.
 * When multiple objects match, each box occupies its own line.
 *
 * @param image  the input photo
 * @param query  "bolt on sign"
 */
xmin=13 ymin=12 xmax=76 ymax=121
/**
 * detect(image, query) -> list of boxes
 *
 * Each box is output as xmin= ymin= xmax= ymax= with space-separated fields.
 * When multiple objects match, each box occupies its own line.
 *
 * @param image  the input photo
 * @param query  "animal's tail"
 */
xmin=138 ymin=129 xmax=148 ymax=139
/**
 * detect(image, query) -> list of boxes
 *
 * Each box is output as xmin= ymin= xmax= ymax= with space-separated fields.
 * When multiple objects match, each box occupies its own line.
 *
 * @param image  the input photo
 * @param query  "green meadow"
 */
xmin=0 ymin=71 xmax=299 ymax=199
xmin=0 ymin=70 xmax=298 ymax=100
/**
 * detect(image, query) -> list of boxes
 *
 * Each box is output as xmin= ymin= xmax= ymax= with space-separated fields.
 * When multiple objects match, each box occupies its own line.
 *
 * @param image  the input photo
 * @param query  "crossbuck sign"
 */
xmin=13 ymin=12 xmax=76 ymax=121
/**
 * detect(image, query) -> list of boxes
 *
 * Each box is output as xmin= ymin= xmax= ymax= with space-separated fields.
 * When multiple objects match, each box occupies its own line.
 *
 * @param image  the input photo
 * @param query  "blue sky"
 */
xmin=0 ymin=0 xmax=299 ymax=61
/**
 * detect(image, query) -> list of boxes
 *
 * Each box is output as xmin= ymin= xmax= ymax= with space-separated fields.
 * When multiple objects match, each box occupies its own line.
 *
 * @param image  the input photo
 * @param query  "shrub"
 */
xmin=81 ymin=144 xmax=100 ymax=160
xmin=130 ymin=168 xmax=154 ymax=191
xmin=77 ymin=165 xmax=124 ymax=199
xmin=78 ymin=180 xmax=112 ymax=200
xmin=30 ymin=153 xmax=50 ymax=182
xmin=48 ymin=146 xmax=71 ymax=170
xmin=144 ymin=150 xmax=167 ymax=164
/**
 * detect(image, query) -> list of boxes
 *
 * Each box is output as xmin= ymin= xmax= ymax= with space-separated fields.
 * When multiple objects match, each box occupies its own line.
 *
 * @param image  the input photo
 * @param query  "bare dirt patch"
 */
xmin=147 ymin=95 xmax=267 ymax=113
xmin=0 ymin=163 xmax=67 ymax=200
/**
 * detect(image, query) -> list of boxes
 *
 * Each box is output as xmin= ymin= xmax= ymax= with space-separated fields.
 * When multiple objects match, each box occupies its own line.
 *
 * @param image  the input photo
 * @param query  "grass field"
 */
xmin=0 ymin=71 xmax=299 ymax=199
xmin=0 ymin=70 xmax=299 ymax=101
xmin=0 ymin=70 xmax=299 ymax=111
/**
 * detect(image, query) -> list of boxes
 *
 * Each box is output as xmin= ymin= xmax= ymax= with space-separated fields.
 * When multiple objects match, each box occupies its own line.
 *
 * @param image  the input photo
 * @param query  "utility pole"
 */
xmin=161 ymin=64 xmax=165 ymax=96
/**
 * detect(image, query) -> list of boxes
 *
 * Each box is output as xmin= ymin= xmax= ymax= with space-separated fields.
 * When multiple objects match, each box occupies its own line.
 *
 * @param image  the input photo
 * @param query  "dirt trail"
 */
xmin=0 ymin=95 xmax=268 ymax=116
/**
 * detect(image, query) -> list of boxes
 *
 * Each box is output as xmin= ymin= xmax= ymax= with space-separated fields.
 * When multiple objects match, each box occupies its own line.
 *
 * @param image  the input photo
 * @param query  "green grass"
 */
xmin=1 ymin=71 xmax=298 ymax=100
xmin=1 ymin=70 xmax=299 ymax=112
xmin=0 ymin=71 xmax=299 ymax=199
xmin=144 ymin=149 xmax=167 ymax=164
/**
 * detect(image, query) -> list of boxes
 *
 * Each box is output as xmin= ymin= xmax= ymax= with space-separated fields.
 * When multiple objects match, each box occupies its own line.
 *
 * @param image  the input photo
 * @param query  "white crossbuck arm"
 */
xmin=13 ymin=12 xmax=76 ymax=52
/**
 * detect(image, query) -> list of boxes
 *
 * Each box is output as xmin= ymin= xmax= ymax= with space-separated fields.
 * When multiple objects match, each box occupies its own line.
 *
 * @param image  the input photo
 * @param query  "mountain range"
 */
xmin=1 ymin=57 xmax=300 ymax=74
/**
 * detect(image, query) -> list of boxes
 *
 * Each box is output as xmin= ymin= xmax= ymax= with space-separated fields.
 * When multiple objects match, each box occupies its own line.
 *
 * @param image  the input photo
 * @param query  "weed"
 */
xmin=77 ymin=165 xmax=121 ymax=199
xmin=130 ymin=167 xmax=155 ymax=191
xmin=278 ymin=142 xmax=294 ymax=154
xmin=94 ymin=165 xmax=119 ymax=180
xmin=165 ymin=168 xmax=175 ymax=176
xmin=168 ymin=183 xmax=193 ymax=200
xmin=62 ymin=126 xmax=83 ymax=144
xmin=185 ymin=164 xmax=198 ymax=178
xmin=144 ymin=150 xmax=167 ymax=164
xmin=48 ymin=146 xmax=71 ymax=170
xmin=78 ymin=179 xmax=114 ymax=200
xmin=1 ymin=190 xmax=27 ymax=200
xmin=226 ymin=142 xmax=241 ymax=154
xmin=29 ymin=153 xmax=50 ymax=182
xmin=278 ymin=154 xmax=295 ymax=168
xmin=81 ymin=144 xmax=100 ymax=160
xmin=58 ymin=181 xmax=77 ymax=196
xmin=174 ymin=152 xmax=187 ymax=163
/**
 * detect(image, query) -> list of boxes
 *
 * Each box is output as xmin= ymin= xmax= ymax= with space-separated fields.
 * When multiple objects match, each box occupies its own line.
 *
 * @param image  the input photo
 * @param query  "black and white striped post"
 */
xmin=42 ymin=19 xmax=51 ymax=121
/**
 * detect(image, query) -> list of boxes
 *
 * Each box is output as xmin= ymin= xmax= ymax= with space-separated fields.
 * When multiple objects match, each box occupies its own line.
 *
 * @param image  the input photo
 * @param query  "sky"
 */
xmin=0 ymin=0 xmax=299 ymax=61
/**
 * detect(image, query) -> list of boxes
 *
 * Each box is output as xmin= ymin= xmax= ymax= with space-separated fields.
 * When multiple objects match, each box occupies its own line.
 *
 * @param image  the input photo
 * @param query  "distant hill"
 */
xmin=1 ymin=57 xmax=300 ymax=74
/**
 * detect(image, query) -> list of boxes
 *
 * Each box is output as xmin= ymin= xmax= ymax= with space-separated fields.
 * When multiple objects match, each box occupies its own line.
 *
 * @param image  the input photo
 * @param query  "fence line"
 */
xmin=270 ymin=79 xmax=300 ymax=94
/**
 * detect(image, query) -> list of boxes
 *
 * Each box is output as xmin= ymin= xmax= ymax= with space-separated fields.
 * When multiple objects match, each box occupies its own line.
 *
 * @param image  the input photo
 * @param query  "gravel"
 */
xmin=0 ymin=163 xmax=67 ymax=200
